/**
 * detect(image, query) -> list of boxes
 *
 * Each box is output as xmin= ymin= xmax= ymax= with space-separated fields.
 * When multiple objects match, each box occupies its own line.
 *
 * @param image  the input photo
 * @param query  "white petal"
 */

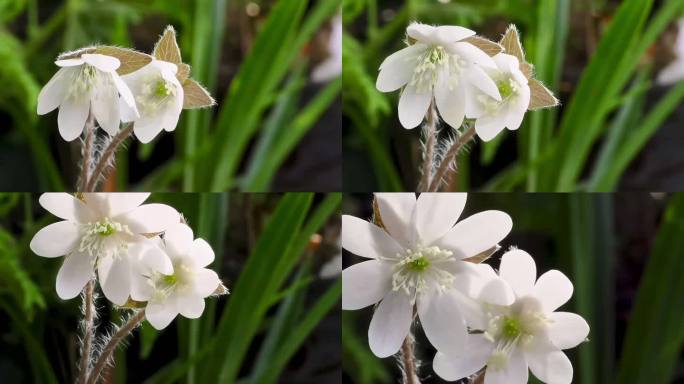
xmin=342 ymin=260 xmax=392 ymax=310
xmin=112 ymin=74 xmax=137 ymax=112
xmin=57 ymin=97 xmax=89 ymax=141
xmin=435 ymin=26 xmax=475 ymax=44
xmin=526 ymin=339 xmax=573 ymax=384
xmin=193 ymin=268 xmax=220 ymax=297
xmin=453 ymin=262 xmax=498 ymax=298
xmin=499 ymin=249 xmax=536 ymax=297
xmin=467 ymin=65 xmax=501 ymax=101
xmin=433 ymin=334 xmax=493 ymax=381
xmin=374 ymin=193 xmax=416 ymax=248
xmin=547 ymin=312 xmax=590 ymax=349
xmin=368 ymin=289 xmax=412 ymax=357
xmin=37 ymin=69 xmax=70 ymax=115
xmin=55 ymin=58 xmax=84 ymax=67
xmin=39 ymin=193 xmax=93 ymax=222
xmin=398 ymin=85 xmax=432 ymax=129
xmin=451 ymin=42 xmax=497 ymax=69
xmin=484 ymin=351 xmax=528 ymax=384
xmin=116 ymin=203 xmax=180 ymax=234
xmin=133 ymin=116 xmax=166 ymax=143
xmin=146 ymin=301 xmax=177 ymax=330
xmin=189 ymin=238 xmax=215 ymax=267
xmin=81 ymin=53 xmax=120 ymax=72
xmin=531 ymin=270 xmax=573 ymax=312
xmin=406 ymin=23 xmax=437 ymax=44
xmin=437 ymin=210 xmax=512 ymax=259
xmin=98 ymin=256 xmax=130 ymax=306
xmin=161 ymin=101 xmax=183 ymax=132
xmin=177 ymin=293 xmax=206 ymax=318
xmin=451 ymin=290 xmax=487 ymax=330
xmin=91 ymin=76 xmax=121 ymax=136
xmin=417 ymin=290 xmax=467 ymax=357
xmin=130 ymin=244 xmax=171 ymax=301
xmin=341 ymin=215 xmax=403 ymax=259
xmin=163 ymin=223 xmax=194 ymax=258
xmin=376 ymin=45 xmax=423 ymax=92
xmin=493 ymin=53 xmax=520 ymax=73
xmin=478 ymin=277 xmax=516 ymax=306
xmin=474 ymin=113 xmax=507 ymax=142
xmin=414 ymin=193 xmax=466 ymax=245
xmin=30 ymin=221 xmax=80 ymax=257
xmin=103 ymin=193 xmax=151 ymax=217
xmin=55 ymin=253 xmax=94 ymax=300
xmin=434 ymin=73 xmax=466 ymax=129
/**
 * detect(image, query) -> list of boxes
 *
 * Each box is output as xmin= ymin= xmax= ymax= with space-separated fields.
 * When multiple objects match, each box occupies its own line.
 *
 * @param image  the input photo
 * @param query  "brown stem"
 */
xmin=419 ymin=103 xmax=438 ymax=192
xmin=471 ymin=369 xmax=485 ymax=384
xmin=78 ymin=280 xmax=94 ymax=384
xmin=85 ymin=124 xmax=133 ymax=192
xmin=86 ymin=310 xmax=145 ymax=384
xmin=79 ymin=114 xmax=95 ymax=192
xmin=428 ymin=127 xmax=476 ymax=192
xmin=400 ymin=331 xmax=419 ymax=384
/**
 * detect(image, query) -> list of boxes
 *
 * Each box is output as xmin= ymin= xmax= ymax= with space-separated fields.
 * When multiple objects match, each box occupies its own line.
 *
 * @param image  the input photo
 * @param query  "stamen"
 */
xmin=391 ymin=245 xmax=455 ymax=303
xmin=409 ymin=46 xmax=465 ymax=93
xmin=78 ymin=218 xmax=131 ymax=261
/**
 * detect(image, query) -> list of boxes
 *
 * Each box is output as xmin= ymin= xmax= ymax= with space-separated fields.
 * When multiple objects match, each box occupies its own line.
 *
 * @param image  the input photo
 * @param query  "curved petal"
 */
xmin=177 ymin=293 xmax=206 ymax=318
xmin=117 ymin=203 xmax=180 ymax=234
xmin=374 ymin=193 xmax=416 ymax=248
xmin=467 ymin=65 xmax=501 ymax=101
xmin=82 ymin=53 xmax=120 ymax=72
xmin=112 ymin=74 xmax=137 ymax=112
xmin=398 ymin=85 xmax=431 ymax=129
xmin=146 ymin=300 xmax=178 ymax=330
xmin=103 ymin=193 xmax=150 ymax=217
xmin=417 ymin=290 xmax=467 ymax=357
xmin=406 ymin=23 xmax=437 ymax=44
xmin=189 ymin=238 xmax=215 ymax=267
xmin=161 ymin=102 xmax=183 ymax=133
xmin=547 ymin=312 xmax=590 ymax=349
xmin=434 ymin=73 xmax=466 ymax=129
xmin=193 ymin=268 xmax=220 ymax=297
xmin=474 ymin=113 xmax=507 ymax=142
xmin=435 ymin=26 xmax=475 ymax=44
xmin=56 ymin=253 xmax=94 ymax=300
xmin=37 ymin=69 xmax=70 ymax=115
xmin=505 ymin=86 xmax=530 ymax=130
xmin=376 ymin=45 xmax=423 ymax=92
xmin=478 ymin=276 xmax=516 ymax=306
xmin=341 ymin=215 xmax=403 ymax=259
xmin=484 ymin=351 xmax=528 ymax=384
xmin=98 ymin=256 xmax=131 ymax=306
xmin=58 ymin=97 xmax=89 ymax=141
xmin=499 ymin=249 xmax=536 ymax=297
xmin=526 ymin=339 xmax=573 ymax=384
xmin=55 ymin=58 xmax=84 ymax=67
xmin=163 ymin=223 xmax=194 ymax=258
xmin=450 ymin=42 xmax=497 ymax=69
xmin=91 ymin=76 xmax=121 ymax=136
xmin=437 ymin=210 xmax=512 ymax=259
xmin=133 ymin=115 xmax=166 ymax=143
xmin=451 ymin=290 xmax=487 ymax=330
xmin=531 ymin=270 xmax=573 ymax=312
xmin=414 ymin=193 xmax=467 ymax=245
xmin=493 ymin=53 xmax=520 ymax=73
xmin=433 ymin=334 xmax=493 ymax=381
xmin=39 ymin=193 xmax=93 ymax=222
xmin=30 ymin=221 xmax=80 ymax=257
xmin=368 ymin=289 xmax=413 ymax=358
xmin=342 ymin=260 xmax=392 ymax=310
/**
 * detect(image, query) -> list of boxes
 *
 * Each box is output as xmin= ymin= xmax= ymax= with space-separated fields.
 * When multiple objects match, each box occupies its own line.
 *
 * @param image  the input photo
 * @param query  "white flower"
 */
xmin=29 ymin=193 xmax=180 ymax=305
xmin=311 ymin=13 xmax=342 ymax=83
xmin=433 ymin=249 xmax=590 ymax=384
xmin=121 ymin=60 xmax=184 ymax=143
xmin=130 ymin=223 xmax=220 ymax=330
xmin=37 ymin=53 xmax=139 ymax=141
xmin=376 ymin=23 xmax=501 ymax=129
xmin=465 ymin=53 xmax=531 ymax=142
xmin=342 ymin=193 xmax=514 ymax=358
xmin=657 ymin=19 xmax=684 ymax=85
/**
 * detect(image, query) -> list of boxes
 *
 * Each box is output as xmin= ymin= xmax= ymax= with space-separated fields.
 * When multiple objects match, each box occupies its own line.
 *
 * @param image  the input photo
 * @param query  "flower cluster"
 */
xmin=37 ymin=26 xmax=215 ymax=144
xmin=376 ymin=23 xmax=559 ymax=142
xmin=342 ymin=193 xmax=588 ymax=383
xmin=30 ymin=193 xmax=227 ymax=330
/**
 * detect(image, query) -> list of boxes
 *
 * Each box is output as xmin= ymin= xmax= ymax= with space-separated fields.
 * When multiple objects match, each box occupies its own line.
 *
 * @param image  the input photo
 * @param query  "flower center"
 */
xmin=497 ymin=77 xmax=519 ymax=100
xmin=136 ymin=75 xmax=177 ymax=113
xmin=150 ymin=263 xmax=196 ymax=301
xmin=501 ymin=316 xmax=522 ymax=339
xmin=78 ymin=218 xmax=131 ymax=260
xmin=67 ymin=64 xmax=99 ymax=100
xmin=391 ymin=245 xmax=455 ymax=302
xmin=409 ymin=46 xmax=465 ymax=93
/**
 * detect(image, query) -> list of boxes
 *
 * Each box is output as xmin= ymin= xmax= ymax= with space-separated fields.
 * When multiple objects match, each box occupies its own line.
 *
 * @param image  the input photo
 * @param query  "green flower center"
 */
xmin=162 ymin=274 xmax=178 ymax=285
xmin=92 ymin=219 xmax=119 ymax=237
xmin=155 ymin=80 xmax=172 ymax=97
xmin=407 ymin=256 xmax=431 ymax=272
xmin=497 ymin=80 xmax=515 ymax=99
xmin=502 ymin=316 xmax=522 ymax=339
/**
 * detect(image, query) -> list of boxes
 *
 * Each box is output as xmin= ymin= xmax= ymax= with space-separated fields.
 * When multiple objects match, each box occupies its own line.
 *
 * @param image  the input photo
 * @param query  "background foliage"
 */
xmin=342 ymin=0 xmax=684 ymax=192
xmin=0 ymin=0 xmax=341 ymax=192
xmin=342 ymin=193 xmax=684 ymax=383
xmin=0 ymin=192 xmax=341 ymax=383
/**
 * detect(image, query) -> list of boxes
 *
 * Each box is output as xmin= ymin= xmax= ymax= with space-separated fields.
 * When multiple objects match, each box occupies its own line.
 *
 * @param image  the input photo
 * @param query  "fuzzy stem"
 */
xmin=79 ymin=113 xmax=95 ymax=192
xmin=85 ymin=124 xmax=133 ymax=192
xmin=428 ymin=126 xmax=476 ymax=192
xmin=78 ymin=280 xmax=95 ymax=384
xmin=471 ymin=370 xmax=485 ymax=384
xmin=86 ymin=310 xmax=145 ymax=384
xmin=400 ymin=330 xmax=420 ymax=384
xmin=419 ymin=103 xmax=438 ymax=192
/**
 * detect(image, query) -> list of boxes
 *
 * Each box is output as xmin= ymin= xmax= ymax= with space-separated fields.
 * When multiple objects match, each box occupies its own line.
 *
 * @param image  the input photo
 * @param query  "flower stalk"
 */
xmin=400 ymin=329 xmax=420 ymax=384
xmin=85 ymin=123 xmax=133 ymax=192
xmin=79 ymin=114 xmax=95 ymax=192
xmin=419 ymin=103 xmax=438 ymax=192
xmin=78 ymin=280 xmax=95 ymax=384
xmin=428 ymin=126 xmax=476 ymax=192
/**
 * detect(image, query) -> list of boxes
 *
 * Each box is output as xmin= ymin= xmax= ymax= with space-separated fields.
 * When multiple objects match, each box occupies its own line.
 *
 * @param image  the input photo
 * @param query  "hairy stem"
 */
xmin=79 ymin=113 xmax=95 ymax=192
xmin=86 ymin=310 xmax=145 ymax=384
xmin=399 ymin=330 xmax=420 ymax=384
xmin=78 ymin=280 xmax=95 ymax=384
xmin=419 ymin=103 xmax=438 ymax=192
xmin=428 ymin=126 xmax=476 ymax=192
xmin=471 ymin=370 xmax=485 ymax=384
xmin=86 ymin=124 xmax=133 ymax=192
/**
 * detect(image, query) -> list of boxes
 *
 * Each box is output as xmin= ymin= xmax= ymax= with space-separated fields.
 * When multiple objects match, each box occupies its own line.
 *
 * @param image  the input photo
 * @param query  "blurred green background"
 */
xmin=0 ymin=0 xmax=341 ymax=192
xmin=343 ymin=0 xmax=684 ymax=192
xmin=0 ymin=192 xmax=341 ymax=383
xmin=342 ymin=193 xmax=684 ymax=383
